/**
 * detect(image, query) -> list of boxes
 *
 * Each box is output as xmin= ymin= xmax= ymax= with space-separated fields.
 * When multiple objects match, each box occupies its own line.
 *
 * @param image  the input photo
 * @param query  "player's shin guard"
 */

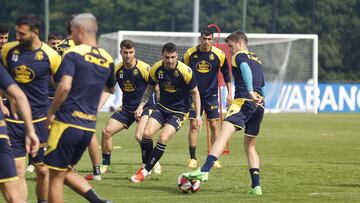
xmin=144 ymin=142 xmax=166 ymax=172
xmin=141 ymin=138 xmax=153 ymax=165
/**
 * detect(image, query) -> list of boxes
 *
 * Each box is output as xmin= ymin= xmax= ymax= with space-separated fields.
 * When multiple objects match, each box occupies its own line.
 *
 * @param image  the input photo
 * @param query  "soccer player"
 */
xmin=183 ymin=28 xmax=232 ymax=169
xmin=181 ymin=31 xmax=265 ymax=195
xmin=86 ymin=39 xmax=160 ymax=180
xmin=0 ymin=64 xmax=39 ymax=203
xmin=130 ymin=42 xmax=202 ymax=183
xmin=1 ymin=14 xmax=62 ymax=202
xmin=51 ymin=14 xmax=103 ymax=181
xmin=44 ymin=13 xmax=114 ymax=203
xmin=47 ymin=31 xmax=63 ymax=50
xmin=0 ymin=23 xmax=9 ymax=52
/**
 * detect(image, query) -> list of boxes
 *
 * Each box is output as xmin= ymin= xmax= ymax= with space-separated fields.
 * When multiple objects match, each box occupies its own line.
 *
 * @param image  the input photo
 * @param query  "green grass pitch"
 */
xmin=25 ymin=113 xmax=360 ymax=202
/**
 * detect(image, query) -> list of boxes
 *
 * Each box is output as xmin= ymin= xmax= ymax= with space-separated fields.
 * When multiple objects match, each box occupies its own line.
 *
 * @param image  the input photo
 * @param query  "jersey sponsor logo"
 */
xmin=193 ymin=54 xmax=199 ymax=59
xmin=84 ymin=54 xmax=110 ymax=68
xmin=12 ymin=65 xmax=35 ymax=83
xmin=122 ymin=80 xmax=136 ymax=92
xmin=163 ymin=81 xmax=176 ymax=93
xmin=71 ymin=110 xmax=96 ymax=121
xmin=174 ymin=70 xmax=179 ymax=78
xmin=196 ymin=60 xmax=212 ymax=73
xmin=35 ymin=51 xmax=44 ymax=61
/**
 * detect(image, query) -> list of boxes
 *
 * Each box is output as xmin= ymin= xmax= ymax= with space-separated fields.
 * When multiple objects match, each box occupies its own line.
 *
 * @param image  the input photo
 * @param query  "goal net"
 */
xmin=99 ymin=31 xmax=318 ymax=113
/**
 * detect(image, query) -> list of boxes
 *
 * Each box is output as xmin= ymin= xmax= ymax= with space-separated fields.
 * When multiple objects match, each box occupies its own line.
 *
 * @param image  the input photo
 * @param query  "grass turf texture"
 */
xmin=25 ymin=113 xmax=360 ymax=202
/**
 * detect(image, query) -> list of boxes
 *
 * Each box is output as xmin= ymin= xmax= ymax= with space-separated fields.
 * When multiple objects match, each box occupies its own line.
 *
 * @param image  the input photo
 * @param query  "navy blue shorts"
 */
xmin=224 ymin=98 xmax=264 ymax=136
xmin=44 ymin=121 xmax=93 ymax=171
xmin=0 ymin=136 xmax=18 ymax=183
xmin=6 ymin=119 xmax=49 ymax=162
xmin=111 ymin=107 xmax=152 ymax=128
xmin=150 ymin=106 xmax=187 ymax=131
xmin=189 ymin=94 xmax=219 ymax=120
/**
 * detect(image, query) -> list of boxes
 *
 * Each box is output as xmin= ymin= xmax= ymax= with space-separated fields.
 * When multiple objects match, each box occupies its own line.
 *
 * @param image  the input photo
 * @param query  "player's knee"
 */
xmin=190 ymin=120 xmax=198 ymax=130
xmin=135 ymin=134 xmax=142 ymax=143
xmin=158 ymin=136 xmax=170 ymax=145
xmin=142 ymin=128 xmax=152 ymax=139
xmin=102 ymin=128 xmax=112 ymax=139
xmin=35 ymin=165 xmax=49 ymax=179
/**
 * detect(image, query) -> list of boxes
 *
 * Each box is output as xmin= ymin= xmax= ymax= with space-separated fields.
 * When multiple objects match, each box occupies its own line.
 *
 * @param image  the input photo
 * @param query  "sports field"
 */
xmin=26 ymin=113 xmax=360 ymax=202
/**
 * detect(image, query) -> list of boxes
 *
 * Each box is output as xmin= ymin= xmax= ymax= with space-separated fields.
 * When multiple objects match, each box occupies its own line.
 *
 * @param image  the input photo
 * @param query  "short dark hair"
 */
xmin=120 ymin=39 xmax=135 ymax=49
xmin=225 ymin=30 xmax=248 ymax=45
xmin=200 ymin=28 xmax=213 ymax=37
xmin=0 ymin=23 xmax=9 ymax=34
xmin=65 ymin=14 xmax=78 ymax=35
xmin=162 ymin=42 xmax=177 ymax=53
xmin=15 ymin=14 xmax=41 ymax=31
xmin=47 ymin=31 xmax=63 ymax=41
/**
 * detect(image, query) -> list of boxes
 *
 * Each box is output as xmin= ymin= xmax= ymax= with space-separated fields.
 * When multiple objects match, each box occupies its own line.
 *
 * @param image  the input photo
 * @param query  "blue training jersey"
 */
xmin=232 ymin=51 xmax=265 ymax=99
xmin=115 ymin=59 xmax=155 ymax=112
xmin=1 ymin=41 xmax=61 ymax=121
xmin=183 ymin=45 xmax=230 ymax=98
xmin=149 ymin=60 xmax=197 ymax=114
xmin=54 ymin=44 xmax=116 ymax=130
xmin=0 ymin=65 xmax=16 ymax=135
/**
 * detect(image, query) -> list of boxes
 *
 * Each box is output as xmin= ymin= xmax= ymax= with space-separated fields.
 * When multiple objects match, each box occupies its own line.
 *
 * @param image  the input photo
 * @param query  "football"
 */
xmin=177 ymin=175 xmax=201 ymax=193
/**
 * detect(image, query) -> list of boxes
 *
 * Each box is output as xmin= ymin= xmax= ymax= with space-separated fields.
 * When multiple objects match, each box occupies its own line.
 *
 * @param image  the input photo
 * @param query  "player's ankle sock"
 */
xmin=144 ymin=142 xmax=166 ymax=172
xmin=141 ymin=138 xmax=153 ymax=165
xmin=83 ymin=189 xmax=107 ymax=203
xmin=249 ymin=168 xmax=260 ymax=188
xmin=37 ymin=200 xmax=48 ymax=203
xmin=189 ymin=146 xmax=196 ymax=160
xmin=201 ymin=154 xmax=217 ymax=172
xmin=102 ymin=154 xmax=111 ymax=165
xmin=93 ymin=165 xmax=101 ymax=175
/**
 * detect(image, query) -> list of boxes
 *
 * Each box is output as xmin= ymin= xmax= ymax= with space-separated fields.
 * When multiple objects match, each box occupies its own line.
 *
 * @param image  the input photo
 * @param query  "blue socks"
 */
xmin=200 ymin=154 xmax=217 ymax=172
xmin=249 ymin=168 xmax=260 ymax=188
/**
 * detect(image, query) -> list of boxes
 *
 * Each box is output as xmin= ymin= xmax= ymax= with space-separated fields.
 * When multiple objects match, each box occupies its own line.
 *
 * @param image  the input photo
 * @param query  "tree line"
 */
xmin=1 ymin=0 xmax=359 ymax=82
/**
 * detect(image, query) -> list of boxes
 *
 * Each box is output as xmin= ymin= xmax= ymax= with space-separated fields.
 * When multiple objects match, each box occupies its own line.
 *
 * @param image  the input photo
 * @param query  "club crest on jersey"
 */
xmin=12 ymin=65 xmax=35 ymax=83
xmin=174 ymin=70 xmax=179 ymax=78
xmin=209 ymin=53 xmax=215 ymax=61
xmin=158 ymin=70 xmax=164 ymax=79
xmin=196 ymin=60 xmax=212 ymax=73
xmin=35 ymin=51 xmax=44 ymax=61
xmin=133 ymin=69 xmax=139 ymax=76
xmin=193 ymin=54 xmax=199 ymax=59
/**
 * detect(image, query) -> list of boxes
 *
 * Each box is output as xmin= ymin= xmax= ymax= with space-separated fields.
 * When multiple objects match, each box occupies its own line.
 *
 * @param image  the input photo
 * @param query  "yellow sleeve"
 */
xmin=211 ymin=46 xmax=226 ymax=68
xmin=1 ymin=41 xmax=19 ymax=68
xmin=137 ymin=60 xmax=150 ymax=82
xmin=41 ymin=43 xmax=62 ymax=75
xmin=150 ymin=60 xmax=163 ymax=83
xmin=177 ymin=61 xmax=193 ymax=85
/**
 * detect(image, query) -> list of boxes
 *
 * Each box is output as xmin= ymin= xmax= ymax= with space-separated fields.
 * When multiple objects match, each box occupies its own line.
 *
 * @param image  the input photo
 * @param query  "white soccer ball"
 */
xmin=177 ymin=175 xmax=201 ymax=193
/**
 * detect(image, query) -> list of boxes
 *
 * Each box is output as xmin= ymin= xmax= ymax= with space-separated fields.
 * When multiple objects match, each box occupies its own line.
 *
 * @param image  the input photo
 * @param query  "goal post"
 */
xmin=99 ymin=31 xmax=319 ymax=113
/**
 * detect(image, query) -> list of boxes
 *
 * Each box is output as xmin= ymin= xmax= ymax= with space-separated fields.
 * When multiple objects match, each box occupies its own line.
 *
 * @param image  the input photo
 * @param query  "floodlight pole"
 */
xmin=45 ymin=0 xmax=49 ymax=40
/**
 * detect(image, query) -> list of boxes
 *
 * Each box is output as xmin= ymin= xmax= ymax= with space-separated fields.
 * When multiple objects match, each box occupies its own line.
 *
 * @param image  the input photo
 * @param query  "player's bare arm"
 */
xmin=190 ymin=86 xmax=202 ymax=128
xmin=135 ymin=84 xmax=155 ymax=120
xmin=6 ymin=84 xmax=39 ymax=157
